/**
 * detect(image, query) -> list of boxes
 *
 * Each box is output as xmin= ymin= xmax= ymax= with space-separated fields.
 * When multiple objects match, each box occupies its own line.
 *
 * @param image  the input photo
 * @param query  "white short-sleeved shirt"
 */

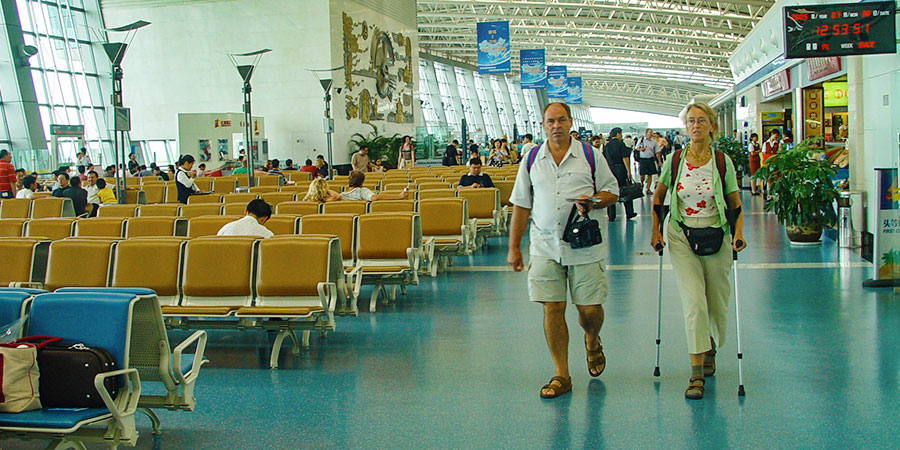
xmin=341 ymin=187 xmax=374 ymax=201
xmin=15 ymin=188 xmax=34 ymax=199
xmin=636 ymin=136 xmax=660 ymax=159
xmin=84 ymin=184 xmax=99 ymax=204
xmin=216 ymin=216 xmax=274 ymax=239
xmin=509 ymin=138 xmax=619 ymax=265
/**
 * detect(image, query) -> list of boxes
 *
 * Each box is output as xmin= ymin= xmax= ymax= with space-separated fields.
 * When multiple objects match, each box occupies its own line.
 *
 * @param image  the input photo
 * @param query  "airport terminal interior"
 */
xmin=0 ymin=0 xmax=899 ymax=448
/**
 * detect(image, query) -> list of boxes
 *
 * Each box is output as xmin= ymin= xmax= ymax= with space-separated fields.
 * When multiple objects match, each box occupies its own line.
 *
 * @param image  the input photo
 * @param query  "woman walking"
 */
xmin=650 ymin=101 xmax=746 ymax=400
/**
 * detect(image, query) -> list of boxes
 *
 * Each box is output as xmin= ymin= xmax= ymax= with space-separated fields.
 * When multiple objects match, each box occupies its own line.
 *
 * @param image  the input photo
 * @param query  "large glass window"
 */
xmin=418 ymin=61 xmax=440 ymax=134
xmin=14 ymin=0 xmax=112 ymax=165
xmin=433 ymin=62 xmax=459 ymax=135
xmin=473 ymin=73 xmax=499 ymax=138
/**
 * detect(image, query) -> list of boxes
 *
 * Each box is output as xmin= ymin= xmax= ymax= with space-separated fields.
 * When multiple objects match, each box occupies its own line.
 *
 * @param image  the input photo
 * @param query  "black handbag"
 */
xmin=678 ymin=222 xmax=726 ymax=256
xmin=16 ymin=337 xmax=118 ymax=408
xmin=619 ymin=179 xmax=643 ymax=202
xmin=563 ymin=204 xmax=603 ymax=249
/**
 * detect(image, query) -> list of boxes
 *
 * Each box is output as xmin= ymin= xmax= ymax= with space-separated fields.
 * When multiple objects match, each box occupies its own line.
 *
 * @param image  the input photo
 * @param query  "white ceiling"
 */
xmin=417 ymin=0 xmax=775 ymax=114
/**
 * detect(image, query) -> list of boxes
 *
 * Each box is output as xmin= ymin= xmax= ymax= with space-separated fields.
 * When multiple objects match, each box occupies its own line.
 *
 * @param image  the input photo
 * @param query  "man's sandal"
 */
xmin=703 ymin=351 xmax=716 ymax=377
xmin=540 ymin=376 xmax=572 ymax=399
xmin=585 ymin=336 xmax=606 ymax=377
xmin=684 ymin=377 xmax=705 ymax=400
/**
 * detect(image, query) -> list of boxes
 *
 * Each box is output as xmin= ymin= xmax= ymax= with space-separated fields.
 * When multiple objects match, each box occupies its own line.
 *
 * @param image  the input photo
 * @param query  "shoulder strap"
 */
xmin=580 ymin=142 xmax=596 ymax=180
xmin=525 ymin=143 xmax=541 ymax=173
xmin=671 ymin=149 xmax=683 ymax=186
xmin=715 ymin=150 xmax=727 ymax=199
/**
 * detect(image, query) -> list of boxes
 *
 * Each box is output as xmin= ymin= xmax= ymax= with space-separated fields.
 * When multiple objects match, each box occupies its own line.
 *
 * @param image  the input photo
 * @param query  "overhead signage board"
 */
xmin=783 ymin=1 xmax=897 ymax=59
xmin=761 ymin=69 xmax=791 ymax=98
xmin=49 ymin=124 xmax=84 ymax=136
xmin=477 ymin=21 xmax=511 ymax=74
xmin=520 ymin=49 xmax=546 ymax=89
xmin=547 ymin=66 xmax=568 ymax=98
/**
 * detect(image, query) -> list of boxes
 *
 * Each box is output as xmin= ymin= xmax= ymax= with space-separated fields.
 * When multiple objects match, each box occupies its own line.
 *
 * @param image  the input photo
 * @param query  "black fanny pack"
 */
xmin=563 ymin=204 xmax=603 ymax=249
xmin=678 ymin=222 xmax=725 ymax=256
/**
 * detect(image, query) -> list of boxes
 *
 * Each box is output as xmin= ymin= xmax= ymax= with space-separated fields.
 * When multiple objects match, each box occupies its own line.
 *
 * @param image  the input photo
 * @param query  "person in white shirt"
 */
xmin=16 ymin=175 xmax=37 ymax=199
xmin=216 ymin=199 xmax=274 ymax=239
xmin=76 ymin=148 xmax=92 ymax=168
xmin=339 ymin=171 xmax=409 ymax=201
xmin=520 ymin=133 xmax=538 ymax=158
xmin=507 ymin=102 xmax=619 ymax=399
xmin=84 ymin=170 xmax=99 ymax=204
xmin=635 ymin=128 xmax=661 ymax=195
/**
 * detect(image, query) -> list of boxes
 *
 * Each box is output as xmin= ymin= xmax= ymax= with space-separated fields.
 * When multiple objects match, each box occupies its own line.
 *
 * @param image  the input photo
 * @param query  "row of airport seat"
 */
xmin=0 ymin=288 xmax=207 ymax=447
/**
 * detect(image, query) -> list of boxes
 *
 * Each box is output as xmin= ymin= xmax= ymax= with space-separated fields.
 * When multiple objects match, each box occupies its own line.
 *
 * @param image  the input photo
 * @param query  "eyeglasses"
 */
xmin=686 ymin=117 xmax=709 ymax=126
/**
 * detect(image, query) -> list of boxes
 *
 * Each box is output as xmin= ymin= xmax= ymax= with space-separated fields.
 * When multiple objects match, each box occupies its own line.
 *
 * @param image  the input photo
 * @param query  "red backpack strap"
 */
xmin=671 ymin=149 xmax=683 ymax=188
xmin=715 ymin=150 xmax=727 ymax=199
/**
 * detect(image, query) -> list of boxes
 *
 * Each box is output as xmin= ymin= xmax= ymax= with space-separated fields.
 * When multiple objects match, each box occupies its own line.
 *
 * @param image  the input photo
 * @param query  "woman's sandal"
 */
xmin=540 ymin=376 xmax=572 ymax=399
xmin=684 ymin=377 xmax=705 ymax=400
xmin=703 ymin=351 xmax=716 ymax=377
xmin=585 ymin=336 xmax=606 ymax=377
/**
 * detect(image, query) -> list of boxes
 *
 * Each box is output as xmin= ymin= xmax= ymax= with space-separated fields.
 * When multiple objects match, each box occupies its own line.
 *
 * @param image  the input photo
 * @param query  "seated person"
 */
xmin=103 ymin=165 xmax=116 ymax=178
xmin=94 ymin=178 xmax=117 ymax=204
xmin=282 ymin=159 xmax=297 ymax=171
xmin=76 ymin=165 xmax=88 ymax=181
xmin=51 ymin=172 xmax=70 ymax=197
xmin=16 ymin=175 xmax=37 ymax=199
xmin=299 ymin=159 xmax=319 ymax=178
xmin=340 ymin=171 xmax=408 ymax=201
xmin=153 ymin=165 xmax=169 ymax=181
xmin=457 ymin=159 xmax=494 ymax=189
xmin=195 ymin=163 xmax=207 ymax=177
xmin=302 ymin=178 xmax=340 ymax=203
xmin=62 ymin=176 xmax=89 ymax=216
xmin=232 ymin=159 xmax=249 ymax=175
xmin=136 ymin=165 xmax=153 ymax=177
xmin=371 ymin=157 xmax=386 ymax=173
xmin=216 ymin=199 xmax=274 ymax=239
xmin=466 ymin=150 xmax=482 ymax=166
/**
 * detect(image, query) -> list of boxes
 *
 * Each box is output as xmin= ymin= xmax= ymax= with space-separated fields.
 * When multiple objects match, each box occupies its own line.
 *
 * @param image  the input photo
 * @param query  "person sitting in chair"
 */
xmin=217 ymin=199 xmax=274 ymax=239
xmin=457 ymin=158 xmax=494 ymax=189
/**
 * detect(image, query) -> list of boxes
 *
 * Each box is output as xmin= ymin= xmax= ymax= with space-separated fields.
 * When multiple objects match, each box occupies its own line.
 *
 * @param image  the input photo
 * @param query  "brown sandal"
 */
xmin=540 ymin=376 xmax=572 ymax=399
xmin=684 ymin=376 xmax=705 ymax=400
xmin=586 ymin=336 xmax=606 ymax=377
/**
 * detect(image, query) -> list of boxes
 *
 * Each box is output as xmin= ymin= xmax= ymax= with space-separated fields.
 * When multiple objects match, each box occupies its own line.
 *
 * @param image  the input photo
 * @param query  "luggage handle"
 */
xmin=14 ymin=336 xmax=63 ymax=349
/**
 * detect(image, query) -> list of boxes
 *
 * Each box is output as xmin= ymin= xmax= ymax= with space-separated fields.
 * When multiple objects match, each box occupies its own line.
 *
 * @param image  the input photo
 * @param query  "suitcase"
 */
xmin=16 ymin=336 xmax=119 ymax=408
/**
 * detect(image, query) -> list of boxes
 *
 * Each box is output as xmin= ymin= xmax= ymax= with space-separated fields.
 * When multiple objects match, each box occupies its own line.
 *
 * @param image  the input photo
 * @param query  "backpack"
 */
xmin=525 ymin=141 xmax=596 ymax=180
xmin=670 ymin=149 xmax=728 ymax=199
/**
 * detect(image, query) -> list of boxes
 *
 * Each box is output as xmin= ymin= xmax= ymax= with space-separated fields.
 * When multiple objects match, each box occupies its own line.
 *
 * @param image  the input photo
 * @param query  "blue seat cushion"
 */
xmin=54 ymin=287 xmax=157 ymax=296
xmin=0 ymin=408 xmax=109 ymax=430
xmin=0 ymin=291 xmax=29 ymax=326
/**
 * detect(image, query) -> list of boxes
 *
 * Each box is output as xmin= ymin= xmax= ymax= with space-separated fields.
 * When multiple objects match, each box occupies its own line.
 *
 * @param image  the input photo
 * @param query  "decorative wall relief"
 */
xmin=342 ymin=11 xmax=414 ymax=124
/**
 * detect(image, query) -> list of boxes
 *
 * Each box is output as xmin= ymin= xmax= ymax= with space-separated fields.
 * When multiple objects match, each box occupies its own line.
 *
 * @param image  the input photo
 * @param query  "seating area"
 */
xmin=0 ymin=166 xmax=518 ymax=448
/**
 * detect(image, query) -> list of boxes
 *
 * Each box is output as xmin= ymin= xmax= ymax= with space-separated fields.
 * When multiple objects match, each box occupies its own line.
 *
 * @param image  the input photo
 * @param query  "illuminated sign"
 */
xmin=784 ymin=2 xmax=897 ymax=58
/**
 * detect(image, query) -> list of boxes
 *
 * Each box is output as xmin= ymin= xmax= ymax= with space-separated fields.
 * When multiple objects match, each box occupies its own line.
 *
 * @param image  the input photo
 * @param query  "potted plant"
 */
xmin=715 ymin=136 xmax=749 ymax=188
xmin=752 ymin=136 xmax=839 ymax=243
xmin=348 ymin=124 xmax=402 ymax=168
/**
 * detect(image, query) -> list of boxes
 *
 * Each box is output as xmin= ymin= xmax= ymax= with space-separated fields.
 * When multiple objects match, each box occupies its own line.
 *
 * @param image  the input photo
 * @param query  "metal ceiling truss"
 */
xmin=417 ymin=0 xmax=774 ymax=112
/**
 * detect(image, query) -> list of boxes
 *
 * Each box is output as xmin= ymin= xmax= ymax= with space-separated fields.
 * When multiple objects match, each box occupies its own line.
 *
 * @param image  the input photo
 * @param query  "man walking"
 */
xmin=603 ymin=128 xmax=636 ymax=221
xmin=351 ymin=145 xmax=371 ymax=172
xmin=508 ymin=102 xmax=619 ymax=399
xmin=635 ymin=128 xmax=661 ymax=195
xmin=0 ymin=150 xmax=17 ymax=198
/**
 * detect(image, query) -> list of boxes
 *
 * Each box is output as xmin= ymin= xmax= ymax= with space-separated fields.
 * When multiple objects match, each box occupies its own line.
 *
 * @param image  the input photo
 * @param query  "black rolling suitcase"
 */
xmin=16 ymin=336 xmax=119 ymax=408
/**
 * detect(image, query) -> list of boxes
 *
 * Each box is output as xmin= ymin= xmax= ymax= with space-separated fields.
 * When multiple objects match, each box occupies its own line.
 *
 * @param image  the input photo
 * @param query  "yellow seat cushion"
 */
xmin=361 ymin=265 xmax=407 ymax=273
xmin=161 ymin=306 xmax=237 ymax=316
xmin=234 ymin=306 xmax=323 ymax=317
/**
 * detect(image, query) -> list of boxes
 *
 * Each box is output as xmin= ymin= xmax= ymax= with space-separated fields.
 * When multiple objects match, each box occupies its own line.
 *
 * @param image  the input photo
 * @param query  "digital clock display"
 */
xmin=783 ymin=1 xmax=897 ymax=59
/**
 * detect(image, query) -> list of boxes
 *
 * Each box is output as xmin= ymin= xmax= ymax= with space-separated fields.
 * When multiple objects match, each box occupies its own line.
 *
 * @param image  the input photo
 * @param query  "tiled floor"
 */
xmin=10 ymin=192 xmax=899 ymax=449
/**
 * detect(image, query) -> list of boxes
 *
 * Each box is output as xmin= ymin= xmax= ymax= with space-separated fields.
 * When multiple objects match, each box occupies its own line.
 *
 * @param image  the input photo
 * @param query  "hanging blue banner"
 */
xmin=566 ymin=77 xmax=583 ymax=104
xmin=519 ymin=49 xmax=546 ymax=89
xmin=477 ymin=21 xmax=511 ymax=74
xmin=547 ymin=66 xmax=567 ymax=98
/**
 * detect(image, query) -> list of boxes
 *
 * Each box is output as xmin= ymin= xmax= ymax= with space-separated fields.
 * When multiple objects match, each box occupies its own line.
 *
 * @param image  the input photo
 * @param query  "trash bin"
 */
xmin=837 ymin=191 xmax=864 ymax=248
xmin=838 ymin=191 xmax=852 ymax=247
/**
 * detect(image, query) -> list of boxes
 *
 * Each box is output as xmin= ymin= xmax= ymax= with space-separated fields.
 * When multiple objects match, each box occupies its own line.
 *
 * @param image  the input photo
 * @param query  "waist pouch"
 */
xmin=563 ymin=205 xmax=602 ymax=249
xmin=678 ymin=222 xmax=725 ymax=256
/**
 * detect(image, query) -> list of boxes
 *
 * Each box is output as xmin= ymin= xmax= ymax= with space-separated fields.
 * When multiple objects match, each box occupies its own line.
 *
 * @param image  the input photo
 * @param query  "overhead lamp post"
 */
xmin=309 ymin=67 xmax=344 ymax=179
xmin=228 ymin=49 xmax=271 ymax=188
xmin=98 ymin=20 xmax=150 ymax=203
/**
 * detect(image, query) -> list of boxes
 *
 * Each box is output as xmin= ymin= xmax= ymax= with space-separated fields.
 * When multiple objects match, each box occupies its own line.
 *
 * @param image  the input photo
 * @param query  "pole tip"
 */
xmin=738 ymin=385 xmax=745 ymax=396
xmin=653 ymin=367 xmax=660 ymax=377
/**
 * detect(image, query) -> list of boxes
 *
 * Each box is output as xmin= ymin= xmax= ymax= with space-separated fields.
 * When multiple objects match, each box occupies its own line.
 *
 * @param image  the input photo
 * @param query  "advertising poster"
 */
xmin=874 ymin=168 xmax=900 ymax=281
xmin=566 ymin=77 xmax=583 ymax=104
xmin=547 ymin=66 xmax=568 ymax=98
xmin=477 ymin=21 xmax=511 ymax=74
xmin=198 ymin=139 xmax=211 ymax=162
xmin=217 ymin=139 xmax=229 ymax=161
xmin=520 ymin=49 xmax=546 ymax=89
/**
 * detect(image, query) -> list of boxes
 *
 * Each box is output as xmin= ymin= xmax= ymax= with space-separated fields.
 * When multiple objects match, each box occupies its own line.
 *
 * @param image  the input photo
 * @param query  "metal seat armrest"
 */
xmin=173 ymin=330 xmax=208 ymax=385
xmin=94 ymin=368 xmax=141 ymax=429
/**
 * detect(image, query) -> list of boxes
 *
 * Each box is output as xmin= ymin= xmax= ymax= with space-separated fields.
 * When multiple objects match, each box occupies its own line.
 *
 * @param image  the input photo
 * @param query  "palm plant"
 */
xmin=348 ymin=124 xmax=402 ymax=167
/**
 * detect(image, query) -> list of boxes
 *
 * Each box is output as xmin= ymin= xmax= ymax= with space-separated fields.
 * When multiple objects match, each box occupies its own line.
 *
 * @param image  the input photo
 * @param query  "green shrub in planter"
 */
xmin=752 ymin=136 xmax=839 ymax=235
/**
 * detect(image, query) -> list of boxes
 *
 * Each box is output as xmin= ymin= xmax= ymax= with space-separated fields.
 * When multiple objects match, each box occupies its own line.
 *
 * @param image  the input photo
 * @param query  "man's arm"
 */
xmin=507 ymin=205 xmax=531 ymax=272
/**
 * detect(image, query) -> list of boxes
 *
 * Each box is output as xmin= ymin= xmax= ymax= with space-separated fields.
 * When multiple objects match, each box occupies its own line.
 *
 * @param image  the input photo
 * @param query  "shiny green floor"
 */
xmin=11 ymin=193 xmax=900 ymax=449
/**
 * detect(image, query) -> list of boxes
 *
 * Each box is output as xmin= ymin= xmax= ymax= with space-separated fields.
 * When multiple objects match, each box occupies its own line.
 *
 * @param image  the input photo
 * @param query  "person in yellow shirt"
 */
xmin=95 ymin=178 xmax=117 ymax=203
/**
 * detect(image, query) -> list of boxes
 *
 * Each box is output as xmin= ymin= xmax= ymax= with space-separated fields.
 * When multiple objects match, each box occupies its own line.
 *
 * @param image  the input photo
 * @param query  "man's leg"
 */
xmin=542 ymin=301 xmax=570 ymax=379
xmin=576 ymin=304 xmax=604 ymax=349
xmin=570 ymin=261 xmax=609 ymax=376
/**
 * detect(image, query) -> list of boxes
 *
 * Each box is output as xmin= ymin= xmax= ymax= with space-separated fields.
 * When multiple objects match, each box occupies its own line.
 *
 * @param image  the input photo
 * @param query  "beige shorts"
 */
xmin=527 ymin=256 xmax=608 ymax=305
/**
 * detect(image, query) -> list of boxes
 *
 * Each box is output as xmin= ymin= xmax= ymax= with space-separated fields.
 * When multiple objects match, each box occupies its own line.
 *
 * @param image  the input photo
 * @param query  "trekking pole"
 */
xmin=652 ymin=204 xmax=669 ymax=377
xmin=727 ymin=207 xmax=746 ymax=396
